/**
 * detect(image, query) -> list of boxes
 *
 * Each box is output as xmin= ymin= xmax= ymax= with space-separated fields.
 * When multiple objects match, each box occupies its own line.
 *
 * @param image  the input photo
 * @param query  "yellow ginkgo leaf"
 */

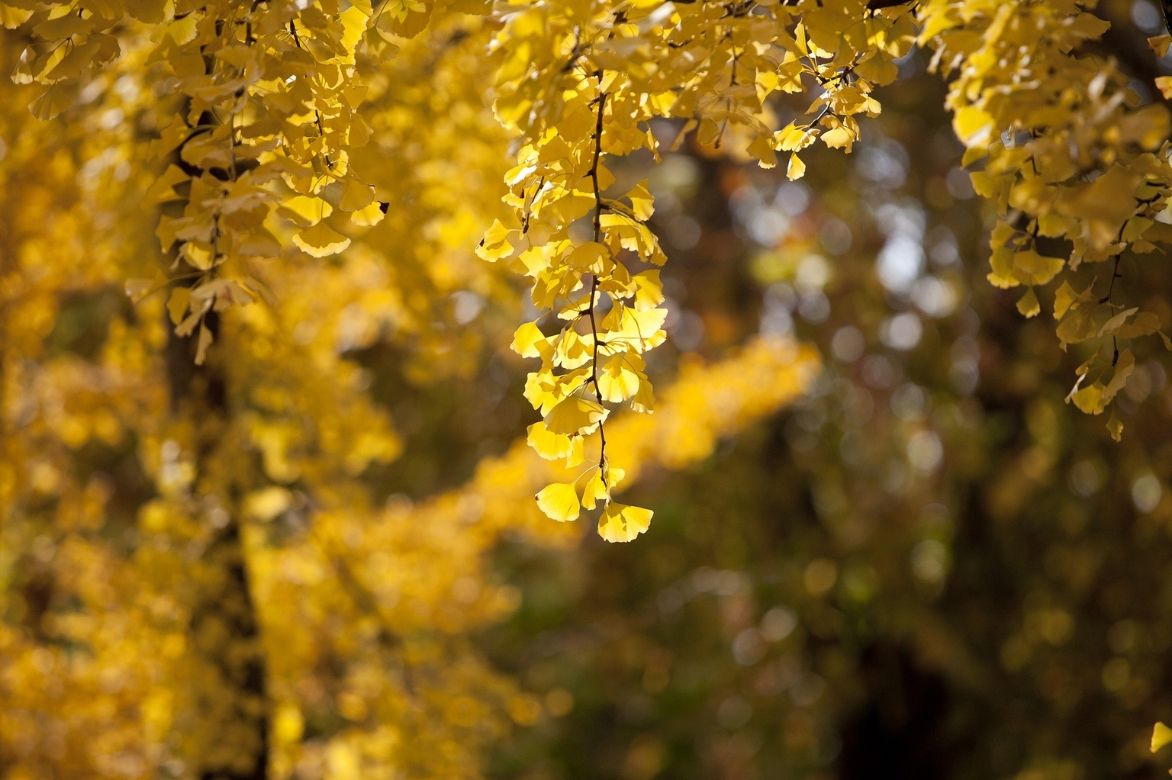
xmin=339 ymin=177 xmax=375 ymax=211
xmin=821 ymin=125 xmax=854 ymax=151
xmin=597 ymin=502 xmax=653 ymax=543
xmin=627 ymin=180 xmax=655 ymax=220
xmin=350 ymin=201 xmax=386 ymax=227
xmin=579 ymin=465 xmax=624 ymax=510
xmin=535 ymin=482 xmax=580 ymax=523
xmin=477 ymin=218 xmax=515 ymax=262
xmin=1016 ymin=288 xmax=1040 ymax=318
xmin=281 ymin=195 xmax=332 ymax=227
xmin=601 ymin=304 xmax=667 ymax=353
xmin=632 ymin=270 xmax=664 ymax=311
xmin=953 ymin=105 xmax=994 ymax=146
xmin=786 ymin=153 xmax=806 ymax=181
xmin=1153 ymin=721 xmax=1172 ymax=753
xmin=564 ymin=241 xmax=608 ymax=272
xmin=293 ymin=222 xmax=351 ymax=257
xmin=167 ymin=287 xmax=191 ymax=326
xmin=526 ymin=422 xmax=576 ymax=461
xmin=511 ymin=322 xmax=550 ymax=359
xmin=555 ymin=330 xmax=593 ymax=370
xmin=776 ymin=124 xmax=816 ymax=152
xmin=579 ymin=468 xmax=609 ymax=511
xmin=545 ymin=395 xmax=607 ymax=436
xmin=598 ymin=354 xmax=642 ymax=403
xmin=1011 ymin=250 xmax=1064 ymax=286
xmin=1053 ymin=281 xmax=1082 ymax=320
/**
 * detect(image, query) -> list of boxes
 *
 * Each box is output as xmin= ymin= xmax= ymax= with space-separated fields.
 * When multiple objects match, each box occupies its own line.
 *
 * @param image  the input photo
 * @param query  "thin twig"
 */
xmin=587 ymin=71 xmax=610 ymax=485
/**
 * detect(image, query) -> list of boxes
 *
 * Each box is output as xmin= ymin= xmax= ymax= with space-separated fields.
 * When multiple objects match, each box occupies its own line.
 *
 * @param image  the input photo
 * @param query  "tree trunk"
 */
xmin=167 ymin=311 xmax=270 ymax=780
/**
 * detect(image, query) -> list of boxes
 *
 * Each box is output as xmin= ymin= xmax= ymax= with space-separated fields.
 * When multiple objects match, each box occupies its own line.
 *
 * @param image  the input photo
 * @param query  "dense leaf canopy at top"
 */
xmin=2 ymin=0 xmax=1172 ymax=777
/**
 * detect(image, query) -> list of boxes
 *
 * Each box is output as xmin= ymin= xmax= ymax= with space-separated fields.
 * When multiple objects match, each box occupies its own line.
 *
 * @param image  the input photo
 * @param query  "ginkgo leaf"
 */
xmin=1153 ymin=722 xmax=1172 ymax=753
xmin=1068 ymin=382 xmax=1103 ymax=415
xmin=1103 ymin=350 xmax=1135 ymax=405
xmin=597 ymin=501 xmax=653 ymax=543
xmin=564 ymin=242 xmax=608 ymax=272
xmin=145 ymin=165 xmax=189 ymax=203
xmin=279 ymin=194 xmax=328 ymax=225
xmin=1099 ymin=307 xmax=1139 ymax=338
xmin=629 ymin=377 xmax=655 ymax=414
xmin=579 ymin=466 xmax=626 ymax=510
xmin=602 ymin=305 xmax=668 ymax=353
xmin=632 ymin=271 xmax=664 ymax=311
xmin=125 ymin=277 xmax=159 ymax=303
xmin=545 ymin=395 xmax=607 ymax=436
xmin=350 ymin=201 xmax=386 ymax=227
xmin=579 ymin=468 xmax=609 ymax=511
xmin=598 ymin=354 xmax=643 ymax=403
xmin=168 ymin=287 xmax=191 ymax=326
xmin=1061 ymin=165 xmax=1143 ymax=252
xmin=511 ymin=322 xmax=550 ymax=359
xmin=183 ymin=242 xmax=214 ymax=271
xmin=600 ymin=212 xmax=664 ymax=263
xmin=554 ymin=330 xmax=593 ymax=370
xmin=1010 ymin=250 xmax=1064 ymax=286
xmin=535 ymin=482 xmax=580 ymax=523
xmin=953 ymin=106 xmax=994 ymax=146
xmin=1057 ymin=306 xmax=1097 ymax=346
xmin=1158 ymin=75 xmax=1172 ymax=101
xmin=856 ymin=54 xmax=898 ymax=85
xmin=1016 ymin=288 xmax=1040 ymax=318
xmin=786 ymin=153 xmax=806 ymax=181
xmin=29 ymin=84 xmax=71 ymax=120
xmin=477 ymin=218 xmax=515 ymax=261
xmin=293 ymin=222 xmax=352 ymax=257
xmin=1053 ymin=281 xmax=1082 ymax=320
xmin=821 ymin=125 xmax=854 ymax=150
xmin=776 ymin=124 xmax=816 ymax=152
xmin=748 ymin=134 xmax=778 ymax=169
xmin=627 ymin=181 xmax=655 ymax=220
xmin=339 ymin=178 xmax=370 ymax=213
xmin=526 ymin=422 xmax=576 ymax=461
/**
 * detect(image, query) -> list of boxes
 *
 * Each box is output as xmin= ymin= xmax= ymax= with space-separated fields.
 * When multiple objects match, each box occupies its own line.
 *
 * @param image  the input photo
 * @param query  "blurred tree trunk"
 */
xmin=167 ymin=310 xmax=271 ymax=780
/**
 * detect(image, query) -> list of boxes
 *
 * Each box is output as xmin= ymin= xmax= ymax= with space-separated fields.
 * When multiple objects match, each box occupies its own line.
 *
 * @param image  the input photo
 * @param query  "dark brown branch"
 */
xmin=587 ymin=71 xmax=610 ymax=484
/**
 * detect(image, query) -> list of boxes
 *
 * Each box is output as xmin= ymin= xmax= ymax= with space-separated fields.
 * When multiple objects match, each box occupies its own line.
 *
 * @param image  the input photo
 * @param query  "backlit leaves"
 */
xmin=482 ymin=0 xmax=918 ymax=536
xmin=918 ymin=0 xmax=1172 ymax=430
xmin=15 ymin=0 xmax=1172 ymax=559
xmin=535 ymin=482 xmax=581 ymax=523
xmin=597 ymin=502 xmax=653 ymax=543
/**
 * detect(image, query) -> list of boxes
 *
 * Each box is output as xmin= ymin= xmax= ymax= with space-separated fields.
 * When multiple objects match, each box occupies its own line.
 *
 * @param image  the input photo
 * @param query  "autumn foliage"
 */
xmin=3 ymin=0 xmax=1172 ymax=777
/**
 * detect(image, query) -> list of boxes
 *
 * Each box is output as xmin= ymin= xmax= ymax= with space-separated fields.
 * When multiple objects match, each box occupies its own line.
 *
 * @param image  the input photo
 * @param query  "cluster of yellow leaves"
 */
xmin=0 ymin=18 xmax=499 ymax=775
xmin=917 ymin=0 xmax=1172 ymax=435
xmin=0 ymin=6 xmax=830 ymax=776
xmin=483 ymin=17 xmax=667 ymax=533
xmin=483 ymin=0 xmax=912 ymax=536
xmin=10 ymin=0 xmax=389 ymax=364
xmin=0 ymin=29 xmax=181 ymax=775
xmin=11 ymin=1 xmax=1172 ymax=537
xmin=344 ymin=13 xmax=521 ymax=379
